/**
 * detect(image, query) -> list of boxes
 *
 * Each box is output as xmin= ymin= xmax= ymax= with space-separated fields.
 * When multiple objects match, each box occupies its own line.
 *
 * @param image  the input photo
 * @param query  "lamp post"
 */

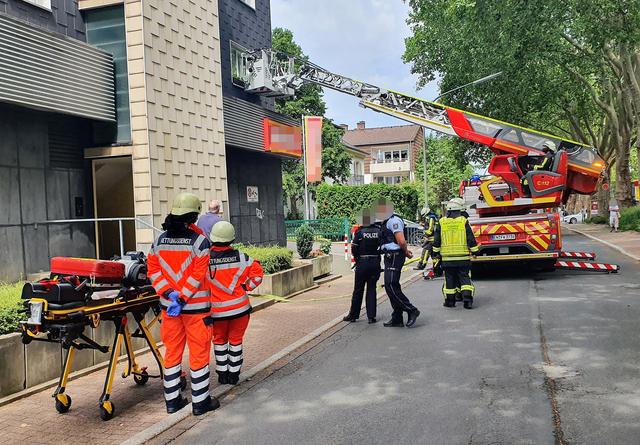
xmin=433 ymin=72 xmax=502 ymax=103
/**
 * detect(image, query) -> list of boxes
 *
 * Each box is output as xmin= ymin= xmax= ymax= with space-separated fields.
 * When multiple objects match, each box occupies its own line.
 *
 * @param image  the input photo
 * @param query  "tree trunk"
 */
xmin=290 ymin=197 xmax=298 ymax=220
xmin=615 ymin=149 xmax=634 ymax=208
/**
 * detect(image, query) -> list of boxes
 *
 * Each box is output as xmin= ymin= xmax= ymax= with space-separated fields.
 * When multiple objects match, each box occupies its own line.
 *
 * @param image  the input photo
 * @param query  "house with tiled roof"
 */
xmin=342 ymin=121 xmax=424 ymax=185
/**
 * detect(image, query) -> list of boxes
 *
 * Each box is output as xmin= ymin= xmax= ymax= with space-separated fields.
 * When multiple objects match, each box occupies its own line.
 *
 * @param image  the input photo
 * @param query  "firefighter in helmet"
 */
xmin=521 ymin=140 xmax=556 ymax=197
xmin=206 ymin=221 xmax=263 ymax=386
xmin=148 ymin=193 xmax=219 ymax=415
xmin=433 ymin=197 xmax=479 ymax=309
xmin=344 ymin=208 xmax=381 ymax=324
xmin=414 ymin=206 xmax=439 ymax=271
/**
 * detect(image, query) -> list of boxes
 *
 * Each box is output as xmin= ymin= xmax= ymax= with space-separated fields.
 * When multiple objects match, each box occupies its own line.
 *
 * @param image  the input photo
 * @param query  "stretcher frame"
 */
xmin=20 ymin=286 xmax=167 ymax=421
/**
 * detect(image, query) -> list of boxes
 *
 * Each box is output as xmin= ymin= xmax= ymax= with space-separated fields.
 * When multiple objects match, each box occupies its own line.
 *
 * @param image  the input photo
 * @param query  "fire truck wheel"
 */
xmin=134 ymin=371 xmax=149 ymax=385
xmin=100 ymin=401 xmax=115 ymax=421
xmin=55 ymin=394 xmax=71 ymax=413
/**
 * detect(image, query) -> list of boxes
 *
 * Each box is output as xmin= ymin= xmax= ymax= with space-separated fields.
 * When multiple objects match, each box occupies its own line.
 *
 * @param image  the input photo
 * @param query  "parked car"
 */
xmin=562 ymin=212 xmax=586 ymax=224
xmin=403 ymin=219 xmax=424 ymax=246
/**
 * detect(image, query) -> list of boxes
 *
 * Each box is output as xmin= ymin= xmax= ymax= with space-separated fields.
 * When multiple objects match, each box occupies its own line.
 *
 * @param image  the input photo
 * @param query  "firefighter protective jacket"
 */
xmin=424 ymin=214 xmax=439 ymax=242
xmin=148 ymin=224 xmax=211 ymax=314
xmin=433 ymin=212 xmax=479 ymax=266
xmin=206 ymin=247 xmax=264 ymax=320
xmin=352 ymin=225 xmax=381 ymax=261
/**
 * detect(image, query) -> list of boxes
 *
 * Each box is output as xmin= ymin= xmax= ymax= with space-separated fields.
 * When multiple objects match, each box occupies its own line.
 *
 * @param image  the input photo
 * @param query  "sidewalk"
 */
xmin=562 ymin=222 xmax=640 ymax=261
xmin=0 ymin=249 xmax=422 ymax=445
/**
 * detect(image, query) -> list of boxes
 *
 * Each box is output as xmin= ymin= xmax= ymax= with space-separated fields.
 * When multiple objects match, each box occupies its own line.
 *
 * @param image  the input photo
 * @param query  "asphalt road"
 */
xmin=170 ymin=231 xmax=640 ymax=445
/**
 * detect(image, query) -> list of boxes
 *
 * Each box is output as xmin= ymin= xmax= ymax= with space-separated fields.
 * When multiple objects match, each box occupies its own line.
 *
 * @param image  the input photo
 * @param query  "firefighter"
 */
xmin=343 ymin=208 xmax=381 ymax=324
xmin=433 ymin=197 xmax=479 ymax=309
xmin=206 ymin=221 xmax=263 ymax=386
xmin=376 ymin=198 xmax=421 ymax=328
xmin=521 ymin=141 xmax=556 ymax=197
xmin=414 ymin=207 xmax=439 ymax=271
xmin=148 ymin=193 xmax=219 ymax=415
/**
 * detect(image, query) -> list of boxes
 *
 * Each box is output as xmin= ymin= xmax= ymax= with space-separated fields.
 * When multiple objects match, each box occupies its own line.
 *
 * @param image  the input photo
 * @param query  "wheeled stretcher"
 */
xmin=19 ymin=255 xmax=180 ymax=421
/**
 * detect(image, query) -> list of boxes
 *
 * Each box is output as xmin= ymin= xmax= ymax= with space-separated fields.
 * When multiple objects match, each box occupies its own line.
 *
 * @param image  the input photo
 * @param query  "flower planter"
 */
xmin=251 ymin=263 xmax=314 ymax=297
xmin=298 ymin=254 xmax=333 ymax=279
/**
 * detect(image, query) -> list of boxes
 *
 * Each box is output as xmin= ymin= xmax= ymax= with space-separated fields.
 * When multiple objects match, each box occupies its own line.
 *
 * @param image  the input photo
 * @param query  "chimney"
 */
xmin=357 ymin=121 xmax=365 ymax=130
xmin=339 ymin=124 xmax=348 ymax=131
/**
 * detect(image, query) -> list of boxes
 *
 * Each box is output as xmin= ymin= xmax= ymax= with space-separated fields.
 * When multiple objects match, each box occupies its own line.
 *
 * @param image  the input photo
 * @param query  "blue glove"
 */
xmin=167 ymin=298 xmax=185 ymax=317
xmin=168 ymin=291 xmax=180 ymax=302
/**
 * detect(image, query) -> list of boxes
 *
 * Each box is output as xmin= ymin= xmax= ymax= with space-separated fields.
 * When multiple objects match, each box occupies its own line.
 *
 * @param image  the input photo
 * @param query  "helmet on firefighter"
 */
xmin=541 ymin=140 xmax=556 ymax=153
xmin=420 ymin=206 xmax=430 ymax=217
xmin=210 ymin=221 xmax=235 ymax=244
xmin=171 ymin=193 xmax=202 ymax=216
xmin=446 ymin=197 xmax=466 ymax=211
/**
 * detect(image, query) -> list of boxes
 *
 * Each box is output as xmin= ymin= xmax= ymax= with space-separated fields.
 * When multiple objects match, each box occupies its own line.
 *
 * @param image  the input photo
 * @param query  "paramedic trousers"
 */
xmin=213 ymin=314 xmax=250 ymax=382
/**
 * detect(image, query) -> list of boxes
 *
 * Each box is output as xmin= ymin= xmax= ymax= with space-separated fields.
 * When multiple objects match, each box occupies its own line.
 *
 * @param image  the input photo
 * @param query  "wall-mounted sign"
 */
xmin=247 ymin=186 xmax=259 ymax=202
xmin=590 ymin=200 xmax=599 ymax=215
xmin=256 ymin=208 xmax=265 ymax=219
xmin=263 ymin=118 xmax=302 ymax=158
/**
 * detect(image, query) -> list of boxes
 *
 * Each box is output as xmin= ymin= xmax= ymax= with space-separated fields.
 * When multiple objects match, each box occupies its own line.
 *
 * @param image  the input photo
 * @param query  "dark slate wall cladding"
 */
xmin=0 ymin=0 xmax=86 ymax=40
xmin=226 ymin=147 xmax=285 ymax=247
xmin=0 ymin=105 xmax=95 ymax=282
xmin=218 ymin=0 xmax=275 ymax=111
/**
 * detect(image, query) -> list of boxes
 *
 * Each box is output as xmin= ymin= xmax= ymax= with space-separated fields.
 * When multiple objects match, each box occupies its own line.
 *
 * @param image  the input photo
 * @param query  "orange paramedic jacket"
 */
xmin=206 ymin=246 xmax=264 ymax=320
xmin=148 ymin=224 xmax=211 ymax=314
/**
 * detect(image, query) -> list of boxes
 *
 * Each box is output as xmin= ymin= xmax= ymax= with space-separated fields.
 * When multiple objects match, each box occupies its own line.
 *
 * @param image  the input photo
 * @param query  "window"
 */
xmin=381 ymin=176 xmax=404 ymax=185
xmin=372 ymin=147 xmax=410 ymax=163
xmin=86 ymin=6 xmax=131 ymax=144
xmin=400 ymin=150 xmax=408 ymax=161
xmin=21 ymin=0 xmax=51 ymax=10
xmin=231 ymin=41 xmax=247 ymax=87
xmin=239 ymin=0 xmax=256 ymax=8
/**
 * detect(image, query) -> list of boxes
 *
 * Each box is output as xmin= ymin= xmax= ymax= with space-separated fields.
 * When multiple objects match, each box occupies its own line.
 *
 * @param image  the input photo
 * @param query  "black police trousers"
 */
xmin=384 ymin=250 xmax=418 ymax=323
xmin=347 ymin=257 xmax=381 ymax=320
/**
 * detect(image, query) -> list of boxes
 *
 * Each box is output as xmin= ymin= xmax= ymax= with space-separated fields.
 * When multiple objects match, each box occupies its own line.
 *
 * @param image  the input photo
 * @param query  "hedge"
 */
xmin=238 ymin=245 xmax=293 ymax=275
xmin=316 ymin=183 xmax=419 ymax=223
xmin=585 ymin=216 xmax=607 ymax=225
xmin=0 ymin=281 xmax=25 ymax=335
xmin=619 ymin=207 xmax=640 ymax=232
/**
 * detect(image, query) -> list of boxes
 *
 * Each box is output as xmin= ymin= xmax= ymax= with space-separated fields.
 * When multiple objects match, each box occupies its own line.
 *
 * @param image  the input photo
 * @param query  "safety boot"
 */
xmin=166 ymin=396 xmax=188 ymax=414
xmin=217 ymin=371 xmax=229 ymax=385
xmin=463 ymin=294 xmax=473 ymax=310
xmin=193 ymin=396 xmax=220 ymax=416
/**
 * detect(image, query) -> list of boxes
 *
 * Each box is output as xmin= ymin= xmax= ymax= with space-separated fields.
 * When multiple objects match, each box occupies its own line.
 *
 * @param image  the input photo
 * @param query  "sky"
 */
xmin=270 ymin=0 xmax=440 ymax=130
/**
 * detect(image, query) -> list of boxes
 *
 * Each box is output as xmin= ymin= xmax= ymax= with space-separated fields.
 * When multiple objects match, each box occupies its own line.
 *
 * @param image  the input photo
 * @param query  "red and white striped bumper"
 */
xmin=560 ymin=251 xmax=596 ymax=260
xmin=555 ymin=260 xmax=619 ymax=272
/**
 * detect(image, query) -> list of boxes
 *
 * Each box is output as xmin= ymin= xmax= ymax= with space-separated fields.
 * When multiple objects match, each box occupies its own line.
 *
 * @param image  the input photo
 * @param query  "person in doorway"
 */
xmin=376 ymin=198 xmax=421 ymax=328
xmin=206 ymin=221 xmax=263 ymax=385
xmin=609 ymin=201 xmax=620 ymax=232
xmin=414 ymin=207 xmax=439 ymax=271
xmin=148 ymin=193 xmax=219 ymax=415
xmin=433 ymin=197 xmax=479 ymax=309
xmin=197 ymin=199 xmax=223 ymax=239
xmin=521 ymin=141 xmax=556 ymax=197
xmin=344 ymin=208 xmax=381 ymax=324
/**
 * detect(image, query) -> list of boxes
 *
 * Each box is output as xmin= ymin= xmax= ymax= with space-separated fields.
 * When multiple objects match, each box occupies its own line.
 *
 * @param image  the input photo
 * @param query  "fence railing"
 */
xmin=285 ymin=218 xmax=350 ymax=242
xmin=34 ymin=217 xmax=163 ymax=258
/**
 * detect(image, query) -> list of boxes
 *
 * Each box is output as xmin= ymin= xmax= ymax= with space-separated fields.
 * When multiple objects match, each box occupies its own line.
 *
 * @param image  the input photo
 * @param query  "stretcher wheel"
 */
xmin=134 ymin=370 xmax=149 ymax=385
xmin=55 ymin=394 xmax=71 ymax=413
xmin=100 ymin=401 xmax=115 ymax=421
xmin=180 ymin=375 xmax=187 ymax=391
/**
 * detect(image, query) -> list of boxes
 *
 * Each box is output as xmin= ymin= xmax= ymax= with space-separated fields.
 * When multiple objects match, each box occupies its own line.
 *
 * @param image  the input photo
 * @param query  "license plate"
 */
xmin=28 ymin=301 xmax=43 ymax=325
xmin=492 ymin=234 xmax=516 ymax=241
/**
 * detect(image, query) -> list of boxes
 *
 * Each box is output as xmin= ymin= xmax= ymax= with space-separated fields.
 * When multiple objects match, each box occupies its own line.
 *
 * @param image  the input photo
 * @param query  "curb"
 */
xmin=563 ymin=226 xmax=640 ymax=262
xmin=121 ymin=269 xmax=424 ymax=445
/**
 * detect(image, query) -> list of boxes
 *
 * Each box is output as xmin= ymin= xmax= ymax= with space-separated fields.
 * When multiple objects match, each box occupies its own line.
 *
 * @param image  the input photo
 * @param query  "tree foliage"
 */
xmin=316 ymin=183 xmax=419 ymax=222
xmin=403 ymin=0 xmax=640 ymax=207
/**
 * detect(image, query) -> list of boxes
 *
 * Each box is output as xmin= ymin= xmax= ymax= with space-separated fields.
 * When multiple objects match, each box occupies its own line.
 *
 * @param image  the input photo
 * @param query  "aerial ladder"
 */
xmin=243 ymin=49 xmax=618 ymax=273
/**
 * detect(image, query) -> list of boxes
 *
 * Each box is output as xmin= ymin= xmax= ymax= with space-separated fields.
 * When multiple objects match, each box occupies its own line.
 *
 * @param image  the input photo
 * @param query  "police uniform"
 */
xmin=344 ymin=224 xmax=381 ymax=322
xmin=433 ymin=209 xmax=479 ymax=309
xmin=381 ymin=214 xmax=420 ymax=326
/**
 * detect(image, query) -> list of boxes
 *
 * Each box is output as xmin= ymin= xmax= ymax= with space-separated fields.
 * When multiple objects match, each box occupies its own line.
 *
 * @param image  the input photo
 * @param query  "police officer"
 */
xmin=344 ymin=208 xmax=381 ymax=324
xmin=433 ymin=197 xmax=479 ymax=309
xmin=521 ymin=140 xmax=556 ymax=197
xmin=375 ymin=197 xmax=421 ymax=328
xmin=148 ymin=193 xmax=219 ymax=415
xmin=414 ymin=207 xmax=439 ymax=271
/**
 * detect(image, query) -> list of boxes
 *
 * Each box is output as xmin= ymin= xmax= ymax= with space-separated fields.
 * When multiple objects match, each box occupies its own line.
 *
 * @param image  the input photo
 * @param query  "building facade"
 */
xmin=342 ymin=121 xmax=424 ymax=186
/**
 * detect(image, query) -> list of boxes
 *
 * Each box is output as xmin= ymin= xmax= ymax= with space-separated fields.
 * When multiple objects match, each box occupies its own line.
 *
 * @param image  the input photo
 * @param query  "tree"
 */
xmin=403 ymin=0 xmax=640 ymax=207
xmin=272 ymin=28 xmax=352 ymax=219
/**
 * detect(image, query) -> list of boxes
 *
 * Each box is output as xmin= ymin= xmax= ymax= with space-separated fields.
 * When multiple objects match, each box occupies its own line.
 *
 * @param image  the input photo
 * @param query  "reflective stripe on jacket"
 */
xmin=433 ymin=216 xmax=479 ymax=262
xmin=148 ymin=223 xmax=211 ymax=314
xmin=424 ymin=215 xmax=438 ymax=242
xmin=207 ymin=247 xmax=264 ymax=320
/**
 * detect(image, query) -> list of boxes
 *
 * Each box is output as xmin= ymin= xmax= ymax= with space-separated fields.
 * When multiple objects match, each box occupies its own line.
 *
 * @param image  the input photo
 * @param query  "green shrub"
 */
xmin=231 ymin=242 xmax=245 ymax=250
xmin=239 ymin=245 xmax=293 ymax=275
xmin=0 ymin=280 xmax=26 ymax=335
xmin=585 ymin=216 xmax=607 ymax=224
xmin=295 ymin=224 xmax=315 ymax=259
xmin=316 ymin=182 xmax=419 ymax=223
xmin=318 ymin=238 xmax=332 ymax=255
xmin=619 ymin=207 xmax=640 ymax=231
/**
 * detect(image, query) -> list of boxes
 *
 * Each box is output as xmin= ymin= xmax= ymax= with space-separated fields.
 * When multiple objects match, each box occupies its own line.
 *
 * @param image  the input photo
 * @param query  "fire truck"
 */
xmin=243 ymin=49 xmax=617 ymax=272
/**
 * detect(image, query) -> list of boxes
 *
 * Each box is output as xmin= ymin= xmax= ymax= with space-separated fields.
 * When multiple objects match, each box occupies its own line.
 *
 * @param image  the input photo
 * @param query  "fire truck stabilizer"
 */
xmin=555 ymin=260 xmax=620 ymax=272
xmin=560 ymin=252 xmax=596 ymax=260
